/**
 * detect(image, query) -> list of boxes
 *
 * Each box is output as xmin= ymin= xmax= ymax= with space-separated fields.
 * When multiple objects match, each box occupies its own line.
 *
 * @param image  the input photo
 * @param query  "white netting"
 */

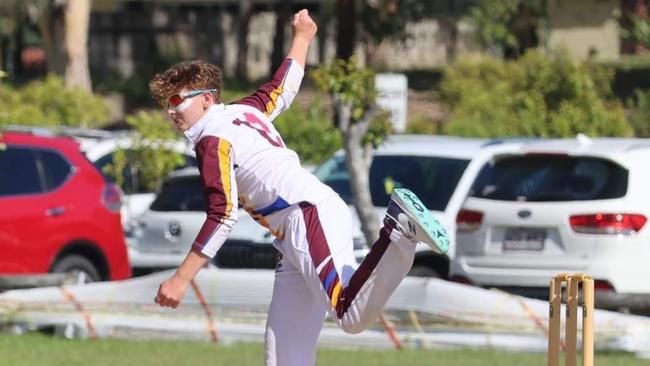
xmin=1 ymin=267 xmax=649 ymax=357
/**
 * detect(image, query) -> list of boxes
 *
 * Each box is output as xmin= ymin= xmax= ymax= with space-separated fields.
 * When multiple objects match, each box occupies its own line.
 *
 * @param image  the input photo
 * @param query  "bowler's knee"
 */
xmin=340 ymin=319 xmax=369 ymax=334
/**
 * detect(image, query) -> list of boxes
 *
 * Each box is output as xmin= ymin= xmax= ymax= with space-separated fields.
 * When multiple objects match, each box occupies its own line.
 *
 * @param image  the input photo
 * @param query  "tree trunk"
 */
xmin=0 ymin=36 xmax=7 ymax=73
xmin=12 ymin=22 xmax=23 ymax=79
xmin=365 ymin=40 xmax=379 ymax=69
xmin=336 ymin=0 xmax=356 ymax=60
xmin=64 ymin=0 xmax=91 ymax=91
xmin=236 ymin=0 xmax=253 ymax=81
xmin=316 ymin=1 xmax=335 ymax=65
xmin=39 ymin=2 xmax=66 ymax=76
xmin=439 ymin=16 xmax=459 ymax=63
xmin=336 ymin=97 xmax=380 ymax=246
xmin=270 ymin=0 xmax=291 ymax=75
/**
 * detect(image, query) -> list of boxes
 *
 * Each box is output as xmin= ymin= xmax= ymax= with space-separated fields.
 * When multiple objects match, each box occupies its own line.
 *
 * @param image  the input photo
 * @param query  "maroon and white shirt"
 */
xmin=183 ymin=58 xmax=336 ymax=258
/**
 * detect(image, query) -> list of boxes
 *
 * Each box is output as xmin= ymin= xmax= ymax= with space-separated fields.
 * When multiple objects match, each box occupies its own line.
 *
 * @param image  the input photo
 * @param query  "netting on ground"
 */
xmin=1 ymin=267 xmax=649 ymax=357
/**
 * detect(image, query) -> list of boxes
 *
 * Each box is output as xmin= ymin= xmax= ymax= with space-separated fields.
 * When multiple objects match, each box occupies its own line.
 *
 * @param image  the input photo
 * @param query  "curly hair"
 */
xmin=149 ymin=59 xmax=222 ymax=106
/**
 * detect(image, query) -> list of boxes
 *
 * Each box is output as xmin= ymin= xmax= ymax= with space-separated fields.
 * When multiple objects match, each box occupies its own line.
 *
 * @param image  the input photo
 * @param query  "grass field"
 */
xmin=0 ymin=333 xmax=647 ymax=366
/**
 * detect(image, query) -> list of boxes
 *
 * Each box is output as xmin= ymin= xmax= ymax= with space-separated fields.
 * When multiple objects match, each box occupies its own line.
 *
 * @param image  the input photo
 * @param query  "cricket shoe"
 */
xmin=384 ymin=188 xmax=450 ymax=254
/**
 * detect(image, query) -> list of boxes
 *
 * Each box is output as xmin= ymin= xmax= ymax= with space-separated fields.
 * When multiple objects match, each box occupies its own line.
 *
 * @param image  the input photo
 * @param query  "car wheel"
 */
xmin=51 ymin=255 xmax=101 ymax=283
xmin=408 ymin=264 xmax=441 ymax=278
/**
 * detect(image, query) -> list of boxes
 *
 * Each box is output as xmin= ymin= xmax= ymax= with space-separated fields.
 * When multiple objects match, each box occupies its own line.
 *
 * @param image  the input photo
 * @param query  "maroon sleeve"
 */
xmin=233 ymin=58 xmax=303 ymax=120
xmin=191 ymin=136 xmax=237 ymax=257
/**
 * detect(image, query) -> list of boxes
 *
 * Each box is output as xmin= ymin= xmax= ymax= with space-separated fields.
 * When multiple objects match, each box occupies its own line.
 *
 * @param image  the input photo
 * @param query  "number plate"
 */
xmin=503 ymin=228 xmax=546 ymax=251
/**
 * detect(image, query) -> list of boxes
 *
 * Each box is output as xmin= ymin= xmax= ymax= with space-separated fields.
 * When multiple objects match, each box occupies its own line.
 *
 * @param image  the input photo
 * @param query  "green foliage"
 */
xmin=312 ymin=58 xmax=376 ymax=120
xmin=441 ymin=50 xmax=633 ymax=138
xmin=103 ymin=110 xmax=185 ymax=192
xmin=467 ymin=0 xmax=545 ymax=56
xmin=626 ymin=89 xmax=650 ymax=137
xmin=621 ymin=16 xmax=650 ymax=49
xmin=311 ymin=58 xmax=392 ymax=143
xmin=468 ymin=0 xmax=521 ymax=50
xmin=363 ymin=110 xmax=393 ymax=147
xmin=274 ymin=100 xmax=341 ymax=165
xmin=0 ymin=75 xmax=109 ymax=128
xmin=406 ymin=116 xmax=444 ymax=135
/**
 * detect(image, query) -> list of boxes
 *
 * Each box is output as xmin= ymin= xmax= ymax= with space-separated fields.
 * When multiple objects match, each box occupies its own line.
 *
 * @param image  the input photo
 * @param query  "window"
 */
xmin=469 ymin=156 xmax=628 ymax=201
xmin=37 ymin=150 xmax=73 ymax=190
xmin=314 ymin=155 xmax=470 ymax=211
xmin=313 ymin=155 xmax=352 ymax=204
xmin=150 ymin=176 xmax=205 ymax=212
xmin=0 ymin=146 xmax=43 ymax=196
xmin=369 ymin=156 xmax=469 ymax=211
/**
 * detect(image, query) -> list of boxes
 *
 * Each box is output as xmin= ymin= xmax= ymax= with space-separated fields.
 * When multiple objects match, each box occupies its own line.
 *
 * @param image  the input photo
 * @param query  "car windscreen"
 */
xmin=314 ymin=155 xmax=470 ymax=211
xmin=469 ymin=155 xmax=628 ymax=202
xmin=150 ymin=176 xmax=205 ymax=212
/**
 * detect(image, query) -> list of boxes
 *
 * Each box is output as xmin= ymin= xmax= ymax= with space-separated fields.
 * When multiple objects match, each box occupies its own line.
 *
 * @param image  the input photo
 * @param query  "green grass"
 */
xmin=0 ymin=333 xmax=647 ymax=366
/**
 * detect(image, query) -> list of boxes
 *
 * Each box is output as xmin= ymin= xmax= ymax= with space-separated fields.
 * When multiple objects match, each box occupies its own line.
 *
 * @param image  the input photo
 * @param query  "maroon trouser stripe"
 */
xmin=336 ymin=226 xmax=392 ymax=318
xmin=299 ymin=202 xmax=393 ymax=319
xmin=299 ymin=202 xmax=330 ymax=268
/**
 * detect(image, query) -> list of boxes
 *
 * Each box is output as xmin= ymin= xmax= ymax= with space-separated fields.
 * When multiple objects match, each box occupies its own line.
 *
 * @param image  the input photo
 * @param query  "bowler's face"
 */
xmin=166 ymin=90 xmax=211 ymax=131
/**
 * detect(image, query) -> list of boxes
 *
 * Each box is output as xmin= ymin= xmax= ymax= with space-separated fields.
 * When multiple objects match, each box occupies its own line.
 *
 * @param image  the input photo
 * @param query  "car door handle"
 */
xmin=45 ymin=206 xmax=66 ymax=217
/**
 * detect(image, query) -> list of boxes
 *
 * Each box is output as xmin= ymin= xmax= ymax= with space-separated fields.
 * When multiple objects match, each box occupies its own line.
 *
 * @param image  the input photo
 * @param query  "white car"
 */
xmin=312 ymin=134 xmax=525 ymax=278
xmin=450 ymin=136 xmax=650 ymax=309
xmin=125 ymin=168 xmax=282 ymax=273
xmin=78 ymin=132 xmax=197 ymax=225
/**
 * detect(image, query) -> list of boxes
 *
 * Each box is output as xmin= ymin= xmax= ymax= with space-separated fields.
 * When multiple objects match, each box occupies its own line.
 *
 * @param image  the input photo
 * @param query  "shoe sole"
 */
xmin=392 ymin=188 xmax=450 ymax=254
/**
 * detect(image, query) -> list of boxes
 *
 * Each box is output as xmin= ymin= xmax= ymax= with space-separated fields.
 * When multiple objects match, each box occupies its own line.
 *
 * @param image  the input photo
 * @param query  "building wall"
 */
xmin=369 ymin=20 xmax=478 ymax=69
xmin=88 ymin=5 xmax=475 ymax=81
xmin=547 ymin=0 xmax=620 ymax=60
xmin=87 ymin=0 xmax=625 ymax=81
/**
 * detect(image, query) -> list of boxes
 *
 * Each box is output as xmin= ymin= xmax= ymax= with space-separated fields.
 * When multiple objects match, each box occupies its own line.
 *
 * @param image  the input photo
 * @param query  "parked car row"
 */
xmin=127 ymin=134 xmax=517 ymax=276
xmin=3 ymin=127 xmax=650 ymax=310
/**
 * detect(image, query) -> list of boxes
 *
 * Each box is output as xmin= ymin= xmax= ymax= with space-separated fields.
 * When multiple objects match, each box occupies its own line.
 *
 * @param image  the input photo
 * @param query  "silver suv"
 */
xmin=125 ymin=168 xmax=277 ymax=274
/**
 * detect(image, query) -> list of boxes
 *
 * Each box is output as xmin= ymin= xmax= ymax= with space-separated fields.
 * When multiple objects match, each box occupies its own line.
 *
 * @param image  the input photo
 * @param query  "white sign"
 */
xmin=375 ymin=73 xmax=408 ymax=133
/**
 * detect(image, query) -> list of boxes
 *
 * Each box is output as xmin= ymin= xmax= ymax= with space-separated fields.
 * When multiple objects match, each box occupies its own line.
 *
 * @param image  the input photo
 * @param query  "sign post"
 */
xmin=375 ymin=73 xmax=408 ymax=133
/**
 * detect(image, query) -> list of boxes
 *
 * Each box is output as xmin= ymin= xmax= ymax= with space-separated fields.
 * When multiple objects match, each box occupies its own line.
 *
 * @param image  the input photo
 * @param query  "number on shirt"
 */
xmin=232 ymin=112 xmax=285 ymax=148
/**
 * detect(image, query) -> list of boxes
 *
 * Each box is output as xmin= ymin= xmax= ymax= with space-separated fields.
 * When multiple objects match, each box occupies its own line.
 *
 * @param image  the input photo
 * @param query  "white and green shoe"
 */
xmin=385 ymin=188 xmax=450 ymax=254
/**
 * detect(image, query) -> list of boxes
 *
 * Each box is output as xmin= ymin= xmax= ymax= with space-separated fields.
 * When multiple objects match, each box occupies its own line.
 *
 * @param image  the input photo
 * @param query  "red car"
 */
xmin=0 ymin=132 xmax=131 ymax=282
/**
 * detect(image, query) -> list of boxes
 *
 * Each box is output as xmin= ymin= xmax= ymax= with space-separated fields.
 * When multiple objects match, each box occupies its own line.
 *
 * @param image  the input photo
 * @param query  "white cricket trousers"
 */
xmin=262 ymin=195 xmax=416 ymax=366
